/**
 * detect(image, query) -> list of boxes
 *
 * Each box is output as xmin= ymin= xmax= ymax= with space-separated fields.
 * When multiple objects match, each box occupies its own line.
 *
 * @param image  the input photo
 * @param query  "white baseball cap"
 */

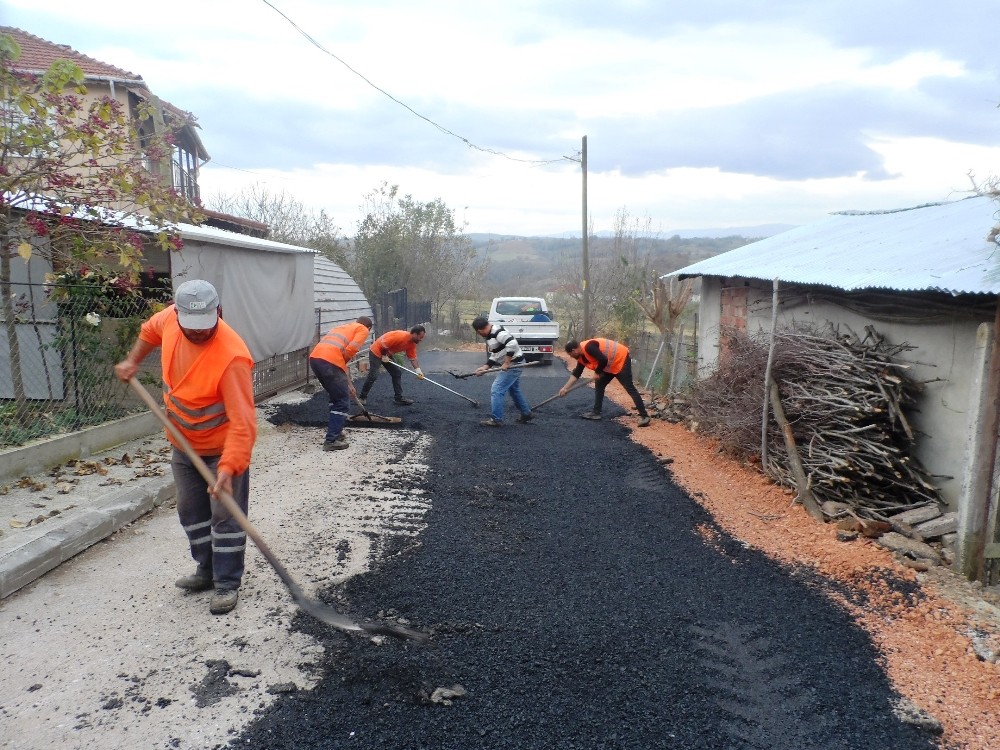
xmin=174 ymin=280 xmax=219 ymax=330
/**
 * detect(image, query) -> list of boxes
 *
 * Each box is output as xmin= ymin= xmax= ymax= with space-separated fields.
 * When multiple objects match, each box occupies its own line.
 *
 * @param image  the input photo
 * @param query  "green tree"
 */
xmin=208 ymin=183 xmax=346 ymax=263
xmin=350 ymin=182 xmax=486 ymax=325
xmin=1 ymin=33 xmax=197 ymax=417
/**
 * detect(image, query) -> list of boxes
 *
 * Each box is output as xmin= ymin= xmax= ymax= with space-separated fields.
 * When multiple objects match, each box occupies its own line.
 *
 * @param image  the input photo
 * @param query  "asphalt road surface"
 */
xmin=249 ymin=351 xmax=937 ymax=750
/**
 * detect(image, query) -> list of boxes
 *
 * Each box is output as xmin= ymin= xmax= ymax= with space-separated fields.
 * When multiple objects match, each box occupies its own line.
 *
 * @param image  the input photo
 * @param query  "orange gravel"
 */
xmin=600 ymin=380 xmax=1000 ymax=750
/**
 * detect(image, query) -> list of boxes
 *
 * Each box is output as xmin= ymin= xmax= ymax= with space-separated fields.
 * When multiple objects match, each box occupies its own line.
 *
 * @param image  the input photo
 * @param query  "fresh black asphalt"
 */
xmin=242 ymin=351 xmax=937 ymax=750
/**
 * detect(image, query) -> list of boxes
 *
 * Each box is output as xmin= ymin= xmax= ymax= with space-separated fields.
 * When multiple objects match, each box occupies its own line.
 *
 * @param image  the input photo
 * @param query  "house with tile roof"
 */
xmin=0 ymin=27 xmax=372 ymax=432
xmin=2 ymin=25 xmax=207 ymax=203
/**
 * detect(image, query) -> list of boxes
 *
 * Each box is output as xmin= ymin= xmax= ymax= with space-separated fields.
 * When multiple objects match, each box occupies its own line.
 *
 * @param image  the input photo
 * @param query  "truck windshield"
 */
xmin=496 ymin=300 xmax=544 ymax=315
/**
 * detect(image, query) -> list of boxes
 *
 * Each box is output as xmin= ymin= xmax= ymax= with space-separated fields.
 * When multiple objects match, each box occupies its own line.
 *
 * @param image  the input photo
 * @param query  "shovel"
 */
xmin=347 ymin=391 xmax=402 ymax=428
xmin=385 ymin=360 xmax=480 ymax=407
xmin=449 ymin=362 xmax=539 ymax=379
xmin=128 ymin=377 xmax=427 ymax=642
xmin=353 ymin=390 xmax=373 ymax=422
xmin=530 ymin=378 xmax=592 ymax=411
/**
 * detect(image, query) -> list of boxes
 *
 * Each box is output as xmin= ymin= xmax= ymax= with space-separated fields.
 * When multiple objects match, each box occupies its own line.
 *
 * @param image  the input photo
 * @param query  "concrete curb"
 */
xmin=0 ymin=473 xmax=175 ymax=599
xmin=0 ymin=413 xmax=162 ymax=483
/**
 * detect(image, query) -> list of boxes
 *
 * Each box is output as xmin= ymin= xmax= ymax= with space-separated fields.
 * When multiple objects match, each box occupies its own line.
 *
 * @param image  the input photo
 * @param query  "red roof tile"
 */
xmin=2 ymin=26 xmax=143 ymax=81
xmin=2 ymin=26 xmax=209 ymax=160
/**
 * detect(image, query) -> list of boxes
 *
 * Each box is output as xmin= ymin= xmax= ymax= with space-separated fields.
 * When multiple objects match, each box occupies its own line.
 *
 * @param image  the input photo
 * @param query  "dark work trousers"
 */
xmin=358 ymin=351 xmax=404 ymax=401
xmin=310 ymin=356 xmax=351 ymax=441
xmin=593 ymin=357 xmax=649 ymax=417
xmin=172 ymin=449 xmax=249 ymax=591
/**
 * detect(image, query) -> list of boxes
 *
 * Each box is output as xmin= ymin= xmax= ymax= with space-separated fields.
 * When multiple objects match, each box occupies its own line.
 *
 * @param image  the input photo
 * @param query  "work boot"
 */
xmin=209 ymin=589 xmax=239 ymax=615
xmin=394 ymin=397 xmax=414 ymax=406
xmin=516 ymin=412 xmax=534 ymax=424
xmin=581 ymin=411 xmax=602 ymax=421
xmin=175 ymin=571 xmax=213 ymax=591
xmin=480 ymin=418 xmax=503 ymax=427
xmin=638 ymin=416 xmax=651 ymax=427
xmin=323 ymin=436 xmax=349 ymax=451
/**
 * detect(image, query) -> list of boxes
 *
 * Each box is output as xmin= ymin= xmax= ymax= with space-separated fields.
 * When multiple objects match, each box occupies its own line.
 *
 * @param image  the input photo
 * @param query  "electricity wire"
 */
xmin=261 ymin=0 xmax=575 ymax=167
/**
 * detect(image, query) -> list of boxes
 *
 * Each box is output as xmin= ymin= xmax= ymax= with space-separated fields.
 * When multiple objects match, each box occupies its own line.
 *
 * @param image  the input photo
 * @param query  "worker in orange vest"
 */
xmin=309 ymin=316 xmax=374 ymax=451
xmin=357 ymin=325 xmax=426 ymax=406
xmin=559 ymin=338 xmax=651 ymax=427
xmin=114 ymin=279 xmax=256 ymax=615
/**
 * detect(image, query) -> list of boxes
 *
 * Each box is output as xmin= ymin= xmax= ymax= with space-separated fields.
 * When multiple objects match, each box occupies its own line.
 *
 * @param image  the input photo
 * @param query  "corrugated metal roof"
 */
xmin=313 ymin=255 xmax=372 ymax=333
xmin=667 ymin=196 xmax=1000 ymax=296
xmin=7 ymin=191 xmax=315 ymax=255
xmin=176 ymin=222 xmax=315 ymax=255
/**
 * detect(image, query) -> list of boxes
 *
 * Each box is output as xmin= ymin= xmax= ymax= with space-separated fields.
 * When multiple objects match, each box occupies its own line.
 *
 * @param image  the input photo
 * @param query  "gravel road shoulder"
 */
xmin=0 ymin=390 xmax=430 ymax=750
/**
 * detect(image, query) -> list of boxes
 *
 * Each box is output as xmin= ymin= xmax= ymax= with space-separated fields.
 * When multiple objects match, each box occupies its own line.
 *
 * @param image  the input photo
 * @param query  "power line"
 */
xmin=203 ymin=162 xmax=294 ymax=180
xmin=261 ymin=0 xmax=572 ymax=167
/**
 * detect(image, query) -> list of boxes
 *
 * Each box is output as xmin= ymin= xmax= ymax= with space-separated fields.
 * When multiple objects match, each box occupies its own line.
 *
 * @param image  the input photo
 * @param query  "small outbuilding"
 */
xmin=668 ymin=196 xmax=1000 ymax=579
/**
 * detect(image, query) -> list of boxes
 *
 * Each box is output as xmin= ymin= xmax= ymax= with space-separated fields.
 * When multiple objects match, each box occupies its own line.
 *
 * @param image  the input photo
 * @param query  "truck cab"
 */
xmin=486 ymin=297 xmax=560 ymax=364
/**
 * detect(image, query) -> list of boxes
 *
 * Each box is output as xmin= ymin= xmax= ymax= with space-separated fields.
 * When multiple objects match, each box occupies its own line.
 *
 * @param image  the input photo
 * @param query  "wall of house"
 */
xmin=695 ymin=276 xmax=991 ymax=511
xmin=695 ymin=277 xmax=724 ymax=373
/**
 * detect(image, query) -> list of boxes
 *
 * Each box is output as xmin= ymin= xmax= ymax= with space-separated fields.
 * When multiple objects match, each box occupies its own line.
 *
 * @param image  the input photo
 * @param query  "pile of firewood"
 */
xmin=687 ymin=324 xmax=942 ymax=520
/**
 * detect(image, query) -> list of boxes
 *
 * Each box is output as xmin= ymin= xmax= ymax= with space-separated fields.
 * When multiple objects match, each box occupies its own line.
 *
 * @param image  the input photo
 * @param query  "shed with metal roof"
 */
xmin=667 ymin=196 xmax=1000 ymax=578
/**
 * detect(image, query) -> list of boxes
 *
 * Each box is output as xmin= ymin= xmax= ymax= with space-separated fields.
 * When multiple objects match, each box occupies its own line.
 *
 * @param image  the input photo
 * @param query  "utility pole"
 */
xmin=581 ymin=135 xmax=590 ymax=339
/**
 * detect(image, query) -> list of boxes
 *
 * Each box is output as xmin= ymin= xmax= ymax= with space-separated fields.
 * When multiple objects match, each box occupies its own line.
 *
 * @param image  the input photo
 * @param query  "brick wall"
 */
xmin=719 ymin=283 xmax=748 ymax=363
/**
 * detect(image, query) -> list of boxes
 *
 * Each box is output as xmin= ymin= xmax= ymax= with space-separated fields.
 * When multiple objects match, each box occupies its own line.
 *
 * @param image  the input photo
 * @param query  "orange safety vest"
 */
xmin=159 ymin=308 xmax=253 ymax=446
xmin=310 ymin=321 xmax=369 ymax=371
xmin=577 ymin=338 xmax=629 ymax=375
xmin=371 ymin=330 xmax=416 ymax=359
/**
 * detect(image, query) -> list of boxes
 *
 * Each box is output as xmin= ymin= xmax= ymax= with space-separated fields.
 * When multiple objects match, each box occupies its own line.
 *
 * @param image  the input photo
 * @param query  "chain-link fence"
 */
xmin=1 ymin=282 xmax=163 ymax=449
xmin=1 ymin=281 xmax=329 ymax=450
xmin=628 ymin=324 xmax=699 ymax=397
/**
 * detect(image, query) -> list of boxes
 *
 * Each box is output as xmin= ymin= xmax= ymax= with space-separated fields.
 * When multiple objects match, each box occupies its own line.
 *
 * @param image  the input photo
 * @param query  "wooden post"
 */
xmin=581 ymin=135 xmax=590 ymax=339
xmin=761 ymin=278 xmax=780 ymax=467
xmin=769 ymin=380 xmax=825 ymax=522
xmin=975 ymin=304 xmax=1000 ymax=581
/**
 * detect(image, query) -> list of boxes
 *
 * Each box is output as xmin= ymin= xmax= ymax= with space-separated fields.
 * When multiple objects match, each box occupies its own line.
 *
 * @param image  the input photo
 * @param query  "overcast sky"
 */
xmin=4 ymin=0 xmax=1000 ymax=237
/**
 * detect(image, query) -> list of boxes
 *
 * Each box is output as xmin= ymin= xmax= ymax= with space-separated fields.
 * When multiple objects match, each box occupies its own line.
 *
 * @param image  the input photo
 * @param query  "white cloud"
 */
xmin=4 ymin=0 xmax=999 ymax=236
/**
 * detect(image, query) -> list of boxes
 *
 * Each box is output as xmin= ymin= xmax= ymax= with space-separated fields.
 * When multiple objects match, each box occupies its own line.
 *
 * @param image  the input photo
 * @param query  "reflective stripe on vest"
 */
xmin=166 ymin=391 xmax=229 ymax=431
xmin=580 ymin=338 xmax=626 ymax=374
xmin=323 ymin=330 xmax=352 ymax=357
xmin=604 ymin=340 xmax=620 ymax=364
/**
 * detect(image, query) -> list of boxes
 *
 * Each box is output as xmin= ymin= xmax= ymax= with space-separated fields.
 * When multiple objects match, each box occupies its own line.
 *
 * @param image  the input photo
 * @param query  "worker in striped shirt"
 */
xmin=472 ymin=316 xmax=533 ymax=427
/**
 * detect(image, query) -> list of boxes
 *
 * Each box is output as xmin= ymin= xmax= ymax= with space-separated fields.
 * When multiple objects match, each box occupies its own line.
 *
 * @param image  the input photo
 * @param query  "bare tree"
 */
xmin=552 ymin=208 xmax=654 ymax=341
xmin=207 ymin=183 xmax=346 ymax=263
xmin=636 ymin=275 xmax=694 ymax=391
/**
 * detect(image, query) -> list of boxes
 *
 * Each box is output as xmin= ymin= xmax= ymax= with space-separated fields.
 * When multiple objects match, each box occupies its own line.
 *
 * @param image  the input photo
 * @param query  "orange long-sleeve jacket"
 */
xmin=371 ymin=330 xmax=418 ymax=360
xmin=139 ymin=306 xmax=256 ymax=476
xmin=309 ymin=321 xmax=370 ymax=371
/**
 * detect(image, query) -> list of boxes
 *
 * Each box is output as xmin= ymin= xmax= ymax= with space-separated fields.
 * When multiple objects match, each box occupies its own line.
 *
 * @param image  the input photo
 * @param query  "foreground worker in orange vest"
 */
xmin=114 ymin=279 xmax=256 ymax=615
xmin=308 ymin=316 xmax=374 ymax=451
xmin=357 ymin=325 xmax=426 ymax=406
xmin=559 ymin=338 xmax=651 ymax=427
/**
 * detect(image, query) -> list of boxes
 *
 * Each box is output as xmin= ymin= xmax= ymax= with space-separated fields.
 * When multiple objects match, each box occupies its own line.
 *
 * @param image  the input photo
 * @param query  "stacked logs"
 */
xmin=687 ymin=324 xmax=941 ymax=519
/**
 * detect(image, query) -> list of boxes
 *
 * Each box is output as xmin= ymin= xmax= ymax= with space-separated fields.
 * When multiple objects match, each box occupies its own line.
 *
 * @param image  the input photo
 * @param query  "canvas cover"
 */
xmin=169 ymin=238 xmax=314 ymax=362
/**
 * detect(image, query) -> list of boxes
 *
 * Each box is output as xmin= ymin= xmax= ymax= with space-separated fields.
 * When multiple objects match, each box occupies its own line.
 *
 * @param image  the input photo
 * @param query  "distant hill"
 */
xmin=481 ymin=223 xmax=797 ymax=241
xmin=466 ymin=232 xmax=763 ymax=293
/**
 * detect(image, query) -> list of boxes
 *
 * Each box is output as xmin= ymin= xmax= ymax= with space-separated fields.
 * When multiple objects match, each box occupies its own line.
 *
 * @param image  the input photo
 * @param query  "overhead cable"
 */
xmin=261 ymin=0 xmax=572 ymax=166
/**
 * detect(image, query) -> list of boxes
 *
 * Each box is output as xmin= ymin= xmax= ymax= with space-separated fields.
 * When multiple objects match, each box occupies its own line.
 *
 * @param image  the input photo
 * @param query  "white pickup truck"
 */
xmin=486 ymin=296 xmax=560 ymax=364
